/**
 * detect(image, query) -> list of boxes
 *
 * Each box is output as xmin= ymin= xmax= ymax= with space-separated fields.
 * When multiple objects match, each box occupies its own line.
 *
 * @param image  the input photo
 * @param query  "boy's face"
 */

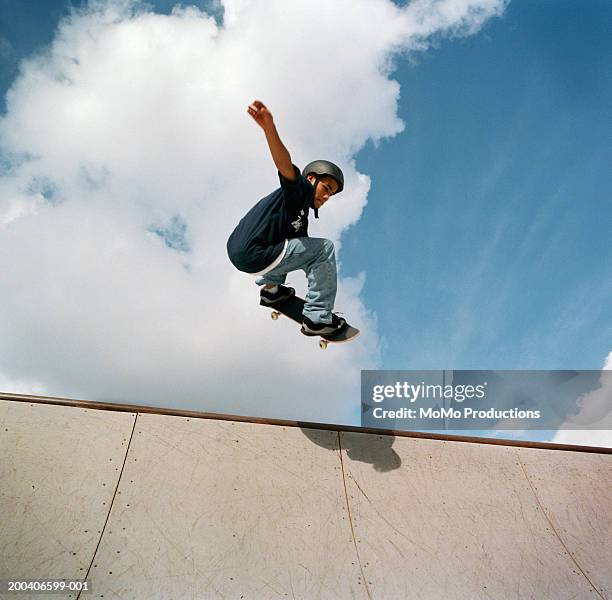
xmin=307 ymin=175 xmax=340 ymax=209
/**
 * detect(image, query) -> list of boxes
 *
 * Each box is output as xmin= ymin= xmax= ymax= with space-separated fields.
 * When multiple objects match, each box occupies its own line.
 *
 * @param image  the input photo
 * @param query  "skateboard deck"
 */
xmin=261 ymin=295 xmax=360 ymax=349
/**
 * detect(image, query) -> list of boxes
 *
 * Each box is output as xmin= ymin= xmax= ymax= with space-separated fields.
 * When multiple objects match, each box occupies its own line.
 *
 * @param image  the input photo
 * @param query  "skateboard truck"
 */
xmin=264 ymin=296 xmax=359 ymax=349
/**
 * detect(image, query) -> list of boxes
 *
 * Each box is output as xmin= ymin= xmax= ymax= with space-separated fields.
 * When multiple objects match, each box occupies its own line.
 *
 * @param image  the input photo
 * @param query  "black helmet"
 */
xmin=302 ymin=160 xmax=344 ymax=193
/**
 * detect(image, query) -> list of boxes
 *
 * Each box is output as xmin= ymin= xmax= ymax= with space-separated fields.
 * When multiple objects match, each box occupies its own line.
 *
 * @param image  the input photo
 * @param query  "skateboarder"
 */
xmin=227 ymin=100 xmax=347 ymax=336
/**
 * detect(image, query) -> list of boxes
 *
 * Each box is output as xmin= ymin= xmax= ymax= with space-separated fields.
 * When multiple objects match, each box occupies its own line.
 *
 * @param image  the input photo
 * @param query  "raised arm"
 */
xmin=247 ymin=100 xmax=297 ymax=182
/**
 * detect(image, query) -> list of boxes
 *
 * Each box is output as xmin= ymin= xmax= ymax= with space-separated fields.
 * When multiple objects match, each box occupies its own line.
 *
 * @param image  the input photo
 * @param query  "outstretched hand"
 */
xmin=247 ymin=99 xmax=293 ymax=179
xmin=247 ymin=100 xmax=274 ymax=130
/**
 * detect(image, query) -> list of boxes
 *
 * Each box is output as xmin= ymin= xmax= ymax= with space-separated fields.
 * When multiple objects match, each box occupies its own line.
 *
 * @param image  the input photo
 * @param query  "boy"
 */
xmin=227 ymin=100 xmax=347 ymax=336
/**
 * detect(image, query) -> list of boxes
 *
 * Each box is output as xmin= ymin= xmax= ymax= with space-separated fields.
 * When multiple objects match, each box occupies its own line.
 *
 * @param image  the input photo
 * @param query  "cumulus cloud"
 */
xmin=0 ymin=0 xmax=506 ymax=422
xmin=551 ymin=352 xmax=612 ymax=448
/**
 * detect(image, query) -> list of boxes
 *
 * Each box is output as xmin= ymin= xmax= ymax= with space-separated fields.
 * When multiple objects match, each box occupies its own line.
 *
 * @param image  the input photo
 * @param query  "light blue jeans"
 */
xmin=255 ymin=237 xmax=337 ymax=324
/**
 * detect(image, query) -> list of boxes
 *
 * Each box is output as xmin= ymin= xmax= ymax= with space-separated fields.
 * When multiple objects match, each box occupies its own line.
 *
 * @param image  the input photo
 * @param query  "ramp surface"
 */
xmin=1 ymin=398 xmax=611 ymax=600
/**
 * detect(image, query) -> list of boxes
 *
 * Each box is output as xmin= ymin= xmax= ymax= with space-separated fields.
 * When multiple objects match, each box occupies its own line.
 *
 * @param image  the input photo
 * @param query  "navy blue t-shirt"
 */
xmin=227 ymin=165 xmax=314 ymax=273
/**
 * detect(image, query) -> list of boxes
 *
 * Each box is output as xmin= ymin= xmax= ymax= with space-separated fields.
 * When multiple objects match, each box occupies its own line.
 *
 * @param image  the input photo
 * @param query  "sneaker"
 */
xmin=259 ymin=285 xmax=295 ymax=305
xmin=301 ymin=314 xmax=347 ymax=337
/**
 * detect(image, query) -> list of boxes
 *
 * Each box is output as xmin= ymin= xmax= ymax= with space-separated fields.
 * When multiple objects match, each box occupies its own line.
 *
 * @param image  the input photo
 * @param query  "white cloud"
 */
xmin=551 ymin=352 xmax=612 ymax=448
xmin=0 ymin=0 xmax=506 ymax=423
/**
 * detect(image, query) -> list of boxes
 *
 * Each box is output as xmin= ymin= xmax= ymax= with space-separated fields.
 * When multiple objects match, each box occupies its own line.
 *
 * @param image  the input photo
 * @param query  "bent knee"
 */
xmin=321 ymin=238 xmax=335 ymax=255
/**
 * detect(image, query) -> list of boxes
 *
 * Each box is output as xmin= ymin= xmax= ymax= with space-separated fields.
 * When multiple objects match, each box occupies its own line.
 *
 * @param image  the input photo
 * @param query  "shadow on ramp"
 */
xmin=300 ymin=426 xmax=402 ymax=472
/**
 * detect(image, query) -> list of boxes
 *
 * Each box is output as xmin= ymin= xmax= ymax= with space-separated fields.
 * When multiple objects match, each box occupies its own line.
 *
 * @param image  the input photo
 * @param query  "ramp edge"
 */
xmin=1 ymin=391 xmax=610 ymax=454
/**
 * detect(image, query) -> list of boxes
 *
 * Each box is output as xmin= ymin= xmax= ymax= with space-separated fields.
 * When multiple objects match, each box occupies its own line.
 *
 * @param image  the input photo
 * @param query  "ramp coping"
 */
xmin=1 ymin=391 xmax=610 ymax=454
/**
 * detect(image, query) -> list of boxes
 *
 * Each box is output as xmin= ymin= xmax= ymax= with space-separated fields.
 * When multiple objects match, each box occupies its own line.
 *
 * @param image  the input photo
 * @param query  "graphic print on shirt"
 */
xmin=291 ymin=209 xmax=305 ymax=233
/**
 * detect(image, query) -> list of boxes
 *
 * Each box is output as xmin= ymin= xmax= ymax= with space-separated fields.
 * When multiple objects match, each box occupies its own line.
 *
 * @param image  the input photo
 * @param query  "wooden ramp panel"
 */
xmin=0 ymin=400 xmax=135 ymax=600
xmin=88 ymin=414 xmax=365 ymax=599
xmin=339 ymin=432 xmax=605 ymax=600
xmin=517 ymin=447 xmax=612 ymax=600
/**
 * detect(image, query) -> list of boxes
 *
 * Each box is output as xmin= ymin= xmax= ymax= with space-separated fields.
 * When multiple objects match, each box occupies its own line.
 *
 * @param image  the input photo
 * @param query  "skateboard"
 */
xmin=261 ymin=295 xmax=360 ymax=349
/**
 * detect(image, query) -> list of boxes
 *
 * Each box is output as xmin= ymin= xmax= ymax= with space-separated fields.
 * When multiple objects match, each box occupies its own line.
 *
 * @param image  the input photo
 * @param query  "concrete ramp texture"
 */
xmin=1 ymin=396 xmax=611 ymax=600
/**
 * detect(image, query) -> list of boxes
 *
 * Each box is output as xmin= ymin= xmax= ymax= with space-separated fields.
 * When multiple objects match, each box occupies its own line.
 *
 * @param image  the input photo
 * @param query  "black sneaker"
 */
xmin=301 ymin=314 xmax=347 ymax=337
xmin=259 ymin=285 xmax=295 ymax=305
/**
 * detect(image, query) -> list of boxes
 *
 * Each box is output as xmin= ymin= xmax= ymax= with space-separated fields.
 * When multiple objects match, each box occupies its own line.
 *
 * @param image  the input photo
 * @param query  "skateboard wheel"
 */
xmin=319 ymin=340 xmax=328 ymax=350
xmin=271 ymin=311 xmax=280 ymax=320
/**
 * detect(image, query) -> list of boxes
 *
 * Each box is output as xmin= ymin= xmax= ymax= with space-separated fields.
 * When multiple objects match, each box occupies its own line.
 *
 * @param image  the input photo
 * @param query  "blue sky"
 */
xmin=346 ymin=0 xmax=611 ymax=373
xmin=0 ymin=0 xmax=610 ymax=444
